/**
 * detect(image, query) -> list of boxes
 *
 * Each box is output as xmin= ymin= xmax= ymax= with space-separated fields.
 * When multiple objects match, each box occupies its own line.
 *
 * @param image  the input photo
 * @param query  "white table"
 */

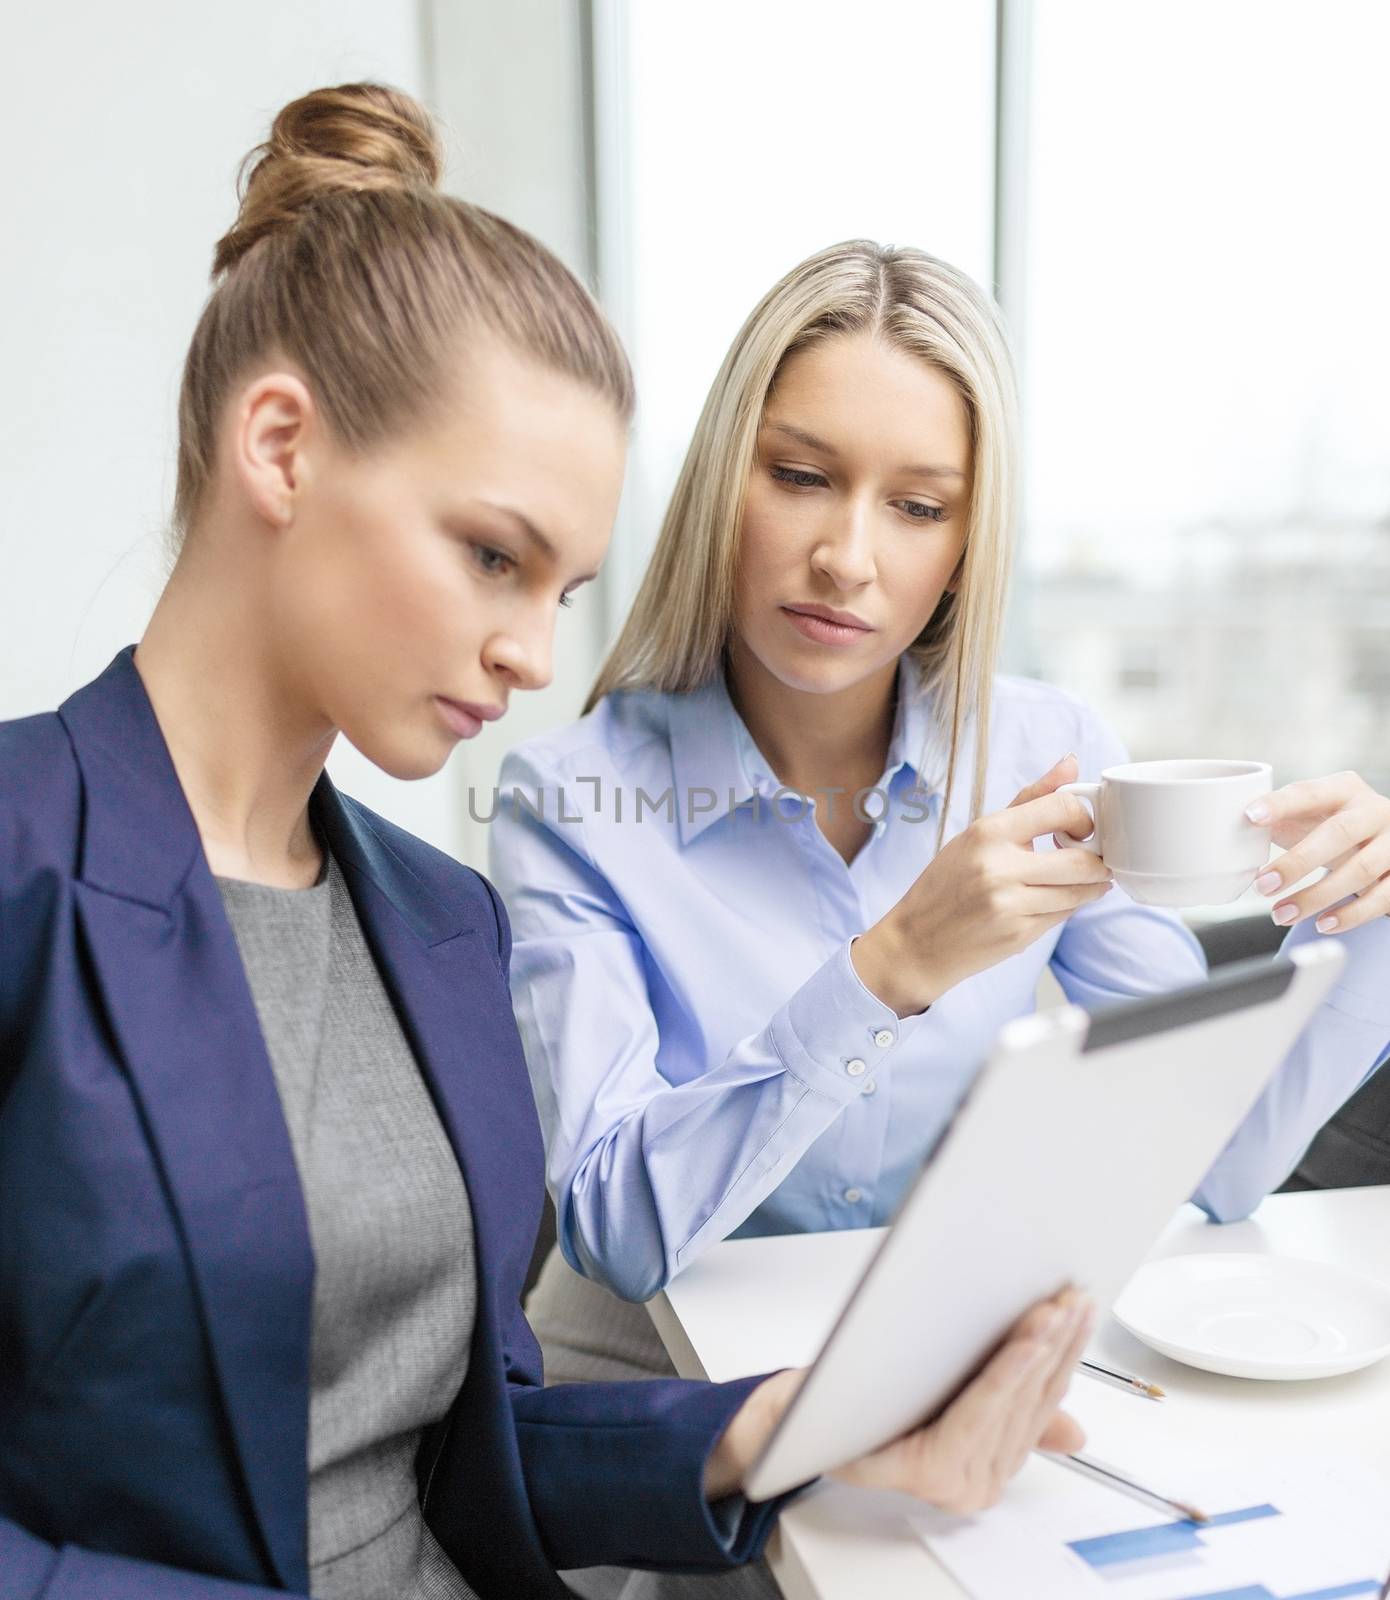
xmin=648 ymin=1186 xmax=1390 ymax=1600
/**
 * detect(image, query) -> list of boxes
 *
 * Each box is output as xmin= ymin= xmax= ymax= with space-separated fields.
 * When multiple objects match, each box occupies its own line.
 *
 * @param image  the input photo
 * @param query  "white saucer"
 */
xmin=1112 ymin=1253 xmax=1390 ymax=1380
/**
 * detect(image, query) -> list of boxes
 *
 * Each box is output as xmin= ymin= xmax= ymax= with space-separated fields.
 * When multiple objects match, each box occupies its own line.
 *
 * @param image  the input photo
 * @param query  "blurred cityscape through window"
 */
xmin=1008 ymin=0 xmax=1390 ymax=792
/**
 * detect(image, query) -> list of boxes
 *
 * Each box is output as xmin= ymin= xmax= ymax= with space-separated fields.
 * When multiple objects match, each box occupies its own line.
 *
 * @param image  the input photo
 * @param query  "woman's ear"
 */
xmin=232 ymin=372 xmax=317 ymax=528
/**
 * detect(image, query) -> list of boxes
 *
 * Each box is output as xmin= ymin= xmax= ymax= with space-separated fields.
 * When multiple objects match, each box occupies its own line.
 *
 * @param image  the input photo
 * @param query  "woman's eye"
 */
xmin=898 ymin=501 xmax=948 ymax=523
xmin=558 ymin=591 xmax=575 ymax=610
xmin=471 ymin=543 xmax=516 ymax=577
xmin=770 ymin=465 xmax=828 ymax=490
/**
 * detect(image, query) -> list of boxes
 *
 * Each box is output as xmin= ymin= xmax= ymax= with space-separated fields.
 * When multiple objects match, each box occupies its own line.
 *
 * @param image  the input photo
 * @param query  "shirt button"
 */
xmin=861 ymin=1078 xmax=878 ymax=1096
xmin=845 ymin=1057 xmax=867 ymax=1077
xmin=873 ymin=1028 xmax=895 ymax=1049
xmin=843 ymin=1188 xmax=863 ymax=1204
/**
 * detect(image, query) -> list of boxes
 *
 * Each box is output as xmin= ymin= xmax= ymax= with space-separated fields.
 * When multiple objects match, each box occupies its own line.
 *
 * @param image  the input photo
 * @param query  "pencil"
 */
xmin=1042 ymin=1449 xmax=1209 ymax=1525
xmin=1078 ymin=1358 xmax=1165 ymax=1401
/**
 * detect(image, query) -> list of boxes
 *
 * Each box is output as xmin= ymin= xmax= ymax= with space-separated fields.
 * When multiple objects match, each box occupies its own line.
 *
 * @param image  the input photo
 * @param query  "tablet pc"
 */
xmin=743 ymin=942 xmax=1344 ymax=1501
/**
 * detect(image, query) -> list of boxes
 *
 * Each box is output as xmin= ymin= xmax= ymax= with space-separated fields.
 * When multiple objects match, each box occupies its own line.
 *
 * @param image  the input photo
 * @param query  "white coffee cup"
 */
xmin=1058 ymin=759 xmax=1274 ymax=907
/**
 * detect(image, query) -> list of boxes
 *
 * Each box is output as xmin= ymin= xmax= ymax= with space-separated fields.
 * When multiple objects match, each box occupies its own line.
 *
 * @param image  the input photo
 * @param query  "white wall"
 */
xmin=0 ymin=1 xmax=446 ymax=830
xmin=1 ymin=0 xmax=424 ymax=707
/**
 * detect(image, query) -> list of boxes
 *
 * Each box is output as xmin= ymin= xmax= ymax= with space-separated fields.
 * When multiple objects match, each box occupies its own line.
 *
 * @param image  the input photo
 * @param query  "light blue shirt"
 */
xmin=489 ymin=659 xmax=1390 ymax=1303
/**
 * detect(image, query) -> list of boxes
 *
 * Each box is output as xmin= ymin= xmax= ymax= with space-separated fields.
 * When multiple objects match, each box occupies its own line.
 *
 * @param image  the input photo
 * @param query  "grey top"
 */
xmin=216 ymin=852 xmax=478 ymax=1600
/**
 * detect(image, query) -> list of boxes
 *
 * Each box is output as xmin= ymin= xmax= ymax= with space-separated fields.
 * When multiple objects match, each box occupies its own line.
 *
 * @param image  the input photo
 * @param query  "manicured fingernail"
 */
xmin=1316 ymin=914 xmax=1339 ymax=933
xmin=1246 ymin=801 xmax=1271 ymax=823
xmin=1272 ymin=903 xmax=1297 ymax=926
xmin=1255 ymin=870 xmax=1281 ymax=896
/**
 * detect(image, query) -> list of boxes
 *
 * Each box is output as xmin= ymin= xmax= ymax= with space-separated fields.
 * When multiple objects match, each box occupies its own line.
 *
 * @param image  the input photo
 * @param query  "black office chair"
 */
xmin=1191 ymin=913 xmax=1286 ymax=970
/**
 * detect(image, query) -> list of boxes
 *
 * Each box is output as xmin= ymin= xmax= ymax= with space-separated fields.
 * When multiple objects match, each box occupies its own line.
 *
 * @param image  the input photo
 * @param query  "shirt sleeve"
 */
xmin=488 ymin=744 xmax=918 ymax=1302
xmin=1049 ymin=701 xmax=1390 ymax=1222
xmin=508 ymin=1369 xmax=800 ymax=1573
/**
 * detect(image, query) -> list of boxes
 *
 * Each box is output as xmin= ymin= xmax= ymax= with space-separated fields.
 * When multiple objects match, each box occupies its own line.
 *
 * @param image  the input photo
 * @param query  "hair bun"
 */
xmin=213 ymin=82 xmax=443 ymax=277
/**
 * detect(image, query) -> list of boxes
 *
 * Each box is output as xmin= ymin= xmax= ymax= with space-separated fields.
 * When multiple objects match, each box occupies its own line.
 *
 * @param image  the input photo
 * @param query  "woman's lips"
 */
xmin=780 ymin=605 xmax=874 ymax=647
xmin=435 ymin=697 xmax=501 ymax=739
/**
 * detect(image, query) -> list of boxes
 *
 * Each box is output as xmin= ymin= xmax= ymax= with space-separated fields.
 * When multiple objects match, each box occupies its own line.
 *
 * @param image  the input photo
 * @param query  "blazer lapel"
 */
xmin=314 ymin=782 xmax=545 ymax=1326
xmin=60 ymin=648 xmax=314 ymax=1592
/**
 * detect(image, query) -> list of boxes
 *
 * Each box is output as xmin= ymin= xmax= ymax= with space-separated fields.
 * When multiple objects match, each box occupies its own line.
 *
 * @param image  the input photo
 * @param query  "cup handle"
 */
xmin=1056 ymin=781 xmax=1103 ymax=856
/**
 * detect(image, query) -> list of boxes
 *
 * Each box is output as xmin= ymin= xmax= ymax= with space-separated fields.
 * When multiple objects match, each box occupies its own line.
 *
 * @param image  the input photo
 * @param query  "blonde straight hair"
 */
xmin=586 ymin=239 xmax=1019 ymax=836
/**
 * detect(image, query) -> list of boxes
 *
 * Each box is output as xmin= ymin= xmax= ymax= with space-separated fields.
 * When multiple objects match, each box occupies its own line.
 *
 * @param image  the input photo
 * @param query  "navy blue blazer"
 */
xmin=0 ymin=647 xmax=784 ymax=1598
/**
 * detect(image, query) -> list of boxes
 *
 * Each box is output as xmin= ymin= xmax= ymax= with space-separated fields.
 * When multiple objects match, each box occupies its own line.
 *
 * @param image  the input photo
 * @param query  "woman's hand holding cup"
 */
xmin=1248 ymin=770 xmax=1390 ymax=933
xmin=850 ymin=755 xmax=1111 ymax=1017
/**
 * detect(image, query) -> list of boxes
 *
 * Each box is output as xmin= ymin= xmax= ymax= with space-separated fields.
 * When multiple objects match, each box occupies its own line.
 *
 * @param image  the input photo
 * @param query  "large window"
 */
xmin=1008 ymin=0 xmax=1390 ymax=793
xmin=602 ymin=1 xmax=1390 ymax=799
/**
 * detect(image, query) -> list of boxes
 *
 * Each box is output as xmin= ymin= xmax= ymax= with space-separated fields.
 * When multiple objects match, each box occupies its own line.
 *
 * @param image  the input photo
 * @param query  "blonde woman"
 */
xmin=488 ymin=241 xmax=1390 ymax=1422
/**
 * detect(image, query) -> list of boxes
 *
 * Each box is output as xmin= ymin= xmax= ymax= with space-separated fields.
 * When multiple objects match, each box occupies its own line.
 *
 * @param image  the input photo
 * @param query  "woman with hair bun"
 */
xmin=0 ymin=84 xmax=1095 ymax=1600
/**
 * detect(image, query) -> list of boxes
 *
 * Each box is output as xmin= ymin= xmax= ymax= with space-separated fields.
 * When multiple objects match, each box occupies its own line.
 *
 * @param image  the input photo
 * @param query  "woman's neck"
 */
xmin=724 ymin=635 xmax=898 ymax=801
xmin=134 ymin=534 xmax=336 ymax=888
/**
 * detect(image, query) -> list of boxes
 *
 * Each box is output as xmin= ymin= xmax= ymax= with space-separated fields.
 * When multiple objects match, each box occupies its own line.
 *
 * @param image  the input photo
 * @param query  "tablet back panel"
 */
xmin=744 ymin=943 xmax=1343 ymax=1501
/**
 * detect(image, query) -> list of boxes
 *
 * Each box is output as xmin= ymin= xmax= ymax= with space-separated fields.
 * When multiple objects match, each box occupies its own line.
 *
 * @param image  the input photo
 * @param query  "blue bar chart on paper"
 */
xmin=1146 ymin=1588 xmax=1381 ymax=1600
xmin=1069 ymin=1504 xmax=1380 ymax=1598
xmin=913 ymin=1457 xmax=1390 ymax=1600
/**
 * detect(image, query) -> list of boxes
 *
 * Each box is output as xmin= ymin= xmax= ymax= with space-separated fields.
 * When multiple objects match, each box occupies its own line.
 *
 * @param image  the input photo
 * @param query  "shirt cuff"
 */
xmin=769 ymin=939 xmax=924 ymax=1103
xmin=692 ymin=1377 xmax=812 ymax=1566
xmin=0 ymin=1522 xmax=59 ymax=1594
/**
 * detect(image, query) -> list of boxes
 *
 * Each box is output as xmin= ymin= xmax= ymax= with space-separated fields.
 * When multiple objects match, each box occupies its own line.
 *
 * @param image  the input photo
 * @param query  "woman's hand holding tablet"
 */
xmin=704 ymin=1289 xmax=1095 ymax=1513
